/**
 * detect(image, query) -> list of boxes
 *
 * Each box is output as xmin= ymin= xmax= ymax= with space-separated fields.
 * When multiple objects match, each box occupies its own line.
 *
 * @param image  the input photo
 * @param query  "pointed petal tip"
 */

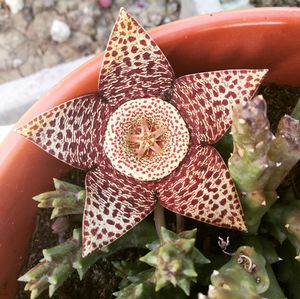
xmin=15 ymin=125 xmax=28 ymax=138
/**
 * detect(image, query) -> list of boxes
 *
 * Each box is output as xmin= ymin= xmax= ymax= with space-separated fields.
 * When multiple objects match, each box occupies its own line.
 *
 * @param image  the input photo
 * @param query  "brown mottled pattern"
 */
xmin=82 ymin=160 xmax=156 ymax=256
xmin=171 ymin=70 xmax=268 ymax=144
xmin=98 ymin=8 xmax=174 ymax=105
xmin=16 ymin=8 xmax=270 ymax=257
xmin=17 ymin=94 xmax=112 ymax=170
xmin=157 ymin=146 xmax=246 ymax=231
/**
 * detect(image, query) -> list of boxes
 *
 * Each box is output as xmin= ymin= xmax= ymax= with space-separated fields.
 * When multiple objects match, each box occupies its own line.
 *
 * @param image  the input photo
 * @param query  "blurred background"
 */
xmin=0 ymin=0 xmax=299 ymax=140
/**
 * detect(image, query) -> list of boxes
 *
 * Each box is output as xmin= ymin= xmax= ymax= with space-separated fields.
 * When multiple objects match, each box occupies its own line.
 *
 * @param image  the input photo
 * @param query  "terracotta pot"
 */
xmin=1 ymin=7 xmax=300 ymax=299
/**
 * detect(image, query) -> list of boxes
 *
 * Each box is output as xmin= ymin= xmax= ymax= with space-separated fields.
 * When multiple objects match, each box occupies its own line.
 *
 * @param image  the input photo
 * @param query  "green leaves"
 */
xmin=199 ymin=246 xmax=270 ymax=299
xmin=229 ymin=95 xmax=300 ymax=233
xmin=33 ymin=179 xmax=85 ymax=219
xmin=114 ymin=227 xmax=210 ymax=298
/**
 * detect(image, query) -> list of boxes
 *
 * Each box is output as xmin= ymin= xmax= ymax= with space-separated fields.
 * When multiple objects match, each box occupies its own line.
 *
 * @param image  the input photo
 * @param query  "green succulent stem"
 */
xmin=266 ymin=200 xmax=300 ymax=260
xmin=199 ymin=246 xmax=270 ymax=299
xmin=229 ymin=95 xmax=300 ymax=233
xmin=153 ymin=202 xmax=166 ymax=238
xmin=291 ymin=97 xmax=300 ymax=121
xmin=140 ymin=227 xmax=209 ymax=296
xmin=33 ymin=179 xmax=85 ymax=219
xmin=18 ymin=229 xmax=96 ymax=299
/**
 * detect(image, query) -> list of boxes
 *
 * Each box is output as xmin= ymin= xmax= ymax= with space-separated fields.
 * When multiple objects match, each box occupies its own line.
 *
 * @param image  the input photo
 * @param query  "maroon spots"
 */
xmin=91 ymin=228 xmax=98 ymax=236
xmin=17 ymin=8 xmax=268 ymax=257
xmin=219 ymin=85 xmax=225 ymax=93
xmin=143 ymin=52 xmax=151 ymax=60
xmin=108 ymin=232 xmax=115 ymax=238
xmin=115 ymin=223 xmax=123 ymax=230
xmin=212 ymin=204 xmax=219 ymax=211
xmin=128 ymin=36 xmax=136 ymax=42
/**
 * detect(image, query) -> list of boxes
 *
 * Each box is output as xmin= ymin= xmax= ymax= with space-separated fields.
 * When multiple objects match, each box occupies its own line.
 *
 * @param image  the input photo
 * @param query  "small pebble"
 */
xmin=50 ymin=19 xmax=71 ymax=43
xmin=5 ymin=0 xmax=24 ymax=14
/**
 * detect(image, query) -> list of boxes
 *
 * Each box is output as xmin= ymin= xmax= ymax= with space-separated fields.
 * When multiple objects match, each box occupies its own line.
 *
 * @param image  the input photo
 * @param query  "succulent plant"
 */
xmin=33 ymin=178 xmax=85 ymax=219
xmin=199 ymin=246 xmax=270 ymax=299
xmin=17 ymin=8 xmax=268 ymax=257
xmin=16 ymin=6 xmax=300 ymax=299
xmin=18 ymin=229 xmax=97 ymax=299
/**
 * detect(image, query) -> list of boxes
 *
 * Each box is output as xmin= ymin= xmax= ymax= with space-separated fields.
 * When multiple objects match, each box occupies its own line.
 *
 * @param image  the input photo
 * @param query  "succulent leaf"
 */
xmin=20 ymin=218 xmax=157 ymax=298
xmin=19 ymin=229 xmax=87 ymax=298
xmin=276 ymin=240 xmax=300 ymax=298
xmin=157 ymin=146 xmax=246 ymax=231
xmin=267 ymin=114 xmax=300 ymax=190
xmin=33 ymin=178 xmax=85 ymax=219
xmin=262 ymin=263 xmax=286 ymax=299
xmin=140 ymin=227 xmax=209 ymax=295
xmin=266 ymin=200 xmax=300 ymax=260
xmin=229 ymin=95 xmax=274 ymax=192
xmin=199 ymin=246 xmax=270 ymax=299
xmin=228 ymin=95 xmax=278 ymax=232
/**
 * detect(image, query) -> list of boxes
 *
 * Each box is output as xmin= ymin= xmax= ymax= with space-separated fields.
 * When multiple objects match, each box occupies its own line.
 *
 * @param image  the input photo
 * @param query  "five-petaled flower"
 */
xmin=18 ymin=9 xmax=268 ymax=256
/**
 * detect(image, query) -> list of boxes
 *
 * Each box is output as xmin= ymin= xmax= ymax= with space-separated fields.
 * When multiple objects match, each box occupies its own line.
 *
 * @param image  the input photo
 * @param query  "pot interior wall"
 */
xmin=0 ymin=8 xmax=300 ymax=299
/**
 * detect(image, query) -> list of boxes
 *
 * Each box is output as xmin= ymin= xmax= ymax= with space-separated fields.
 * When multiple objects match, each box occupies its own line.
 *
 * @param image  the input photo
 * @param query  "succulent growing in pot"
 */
xmin=2 ymin=7 xmax=300 ymax=299
xmin=17 ymin=8 xmax=266 ymax=257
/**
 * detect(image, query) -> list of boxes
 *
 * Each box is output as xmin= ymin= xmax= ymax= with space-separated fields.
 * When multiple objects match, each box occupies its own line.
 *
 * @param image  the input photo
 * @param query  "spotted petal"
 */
xmin=17 ymin=94 xmax=110 ymax=170
xmin=171 ymin=69 xmax=268 ymax=144
xmin=82 ymin=161 xmax=156 ymax=256
xmin=98 ymin=8 xmax=174 ymax=105
xmin=157 ymin=146 xmax=246 ymax=231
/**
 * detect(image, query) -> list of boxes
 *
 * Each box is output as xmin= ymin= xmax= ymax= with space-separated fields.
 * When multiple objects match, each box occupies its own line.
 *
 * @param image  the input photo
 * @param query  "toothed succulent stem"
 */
xmin=18 ymin=229 xmax=101 ymax=298
xmin=291 ymin=97 xmax=300 ymax=120
xmin=199 ymin=246 xmax=269 ymax=299
xmin=229 ymin=96 xmax=275 ymax=232
xmin=140 ymin=227 xmax=210 ymax=296
xmin=229 ymin=96 xmax=274 ymax=192
xmin=265 ymin=200 xmax=300 ymax=261
xmin=266 ymin=114 xmax=300 ymax=190
xmin=229 ymin=95 xmax=300 ymax=233
xmin=33 ymin=179 xmax=85 ymax=219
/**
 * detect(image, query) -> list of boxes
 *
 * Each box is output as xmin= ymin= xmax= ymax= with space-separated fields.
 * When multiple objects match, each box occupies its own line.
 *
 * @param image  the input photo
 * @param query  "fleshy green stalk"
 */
xmin=33 ymin=179 xmax=85 ymax=219
xmin=266 ymin=114 xmax=300 ymax=190
xmin=140 ymin=227 xmax=210 ymax=296
xmin=265 ymin=200 xmax=300 ymax=261
xmin=199 ymin=246 xmax=269 ymax=299
xmin=18 ymin=229 xmax=100 ymax=299
xmin=229 ymin=95 xmax=300 ymax=233
xmin=229 ymin=96 xmax=276 ymax=232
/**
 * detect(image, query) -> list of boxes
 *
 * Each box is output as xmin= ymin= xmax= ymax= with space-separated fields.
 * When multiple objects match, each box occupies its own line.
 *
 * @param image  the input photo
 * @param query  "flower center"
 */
xmin=104 ymin=97 xmax=190 ymax=181
xmin=126 ymin=118 xmax=165 ymax=159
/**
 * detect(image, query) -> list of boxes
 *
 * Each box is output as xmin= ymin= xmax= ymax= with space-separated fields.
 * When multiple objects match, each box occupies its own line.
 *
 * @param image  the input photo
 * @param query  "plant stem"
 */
xmin=154 ymin=202 xmax=166 ymax=238
xmin=291 ymin=98 xmax=300 ymax=121
xmin=176 ymin=214 xmax=185 ymax=233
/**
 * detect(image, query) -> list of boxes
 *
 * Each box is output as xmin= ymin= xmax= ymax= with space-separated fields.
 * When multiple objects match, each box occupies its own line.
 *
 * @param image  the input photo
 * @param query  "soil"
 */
xmin=16 ymin=84 xmax=300 ymax=299
xmin=16 ymin=169 xmax=120 ymax=299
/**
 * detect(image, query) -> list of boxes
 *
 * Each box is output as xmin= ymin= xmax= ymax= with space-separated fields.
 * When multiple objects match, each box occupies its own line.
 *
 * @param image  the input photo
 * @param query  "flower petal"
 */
xmin=98 ymin=8 xmax=174 ymax=105
xmin=82 ymin=162 xmax=156 ymax=256
xmin=171 ymin=69 xmax=268 ymax=144
xmin=157 ymin=146 xmax=246 ymax=231
xmin=17 ymin=94 xmax=110 ymax=170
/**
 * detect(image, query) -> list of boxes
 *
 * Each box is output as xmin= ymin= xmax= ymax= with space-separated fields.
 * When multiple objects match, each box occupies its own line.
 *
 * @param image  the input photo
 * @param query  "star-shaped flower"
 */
xmin=17 ymin=9 xmax=268 ymax=257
